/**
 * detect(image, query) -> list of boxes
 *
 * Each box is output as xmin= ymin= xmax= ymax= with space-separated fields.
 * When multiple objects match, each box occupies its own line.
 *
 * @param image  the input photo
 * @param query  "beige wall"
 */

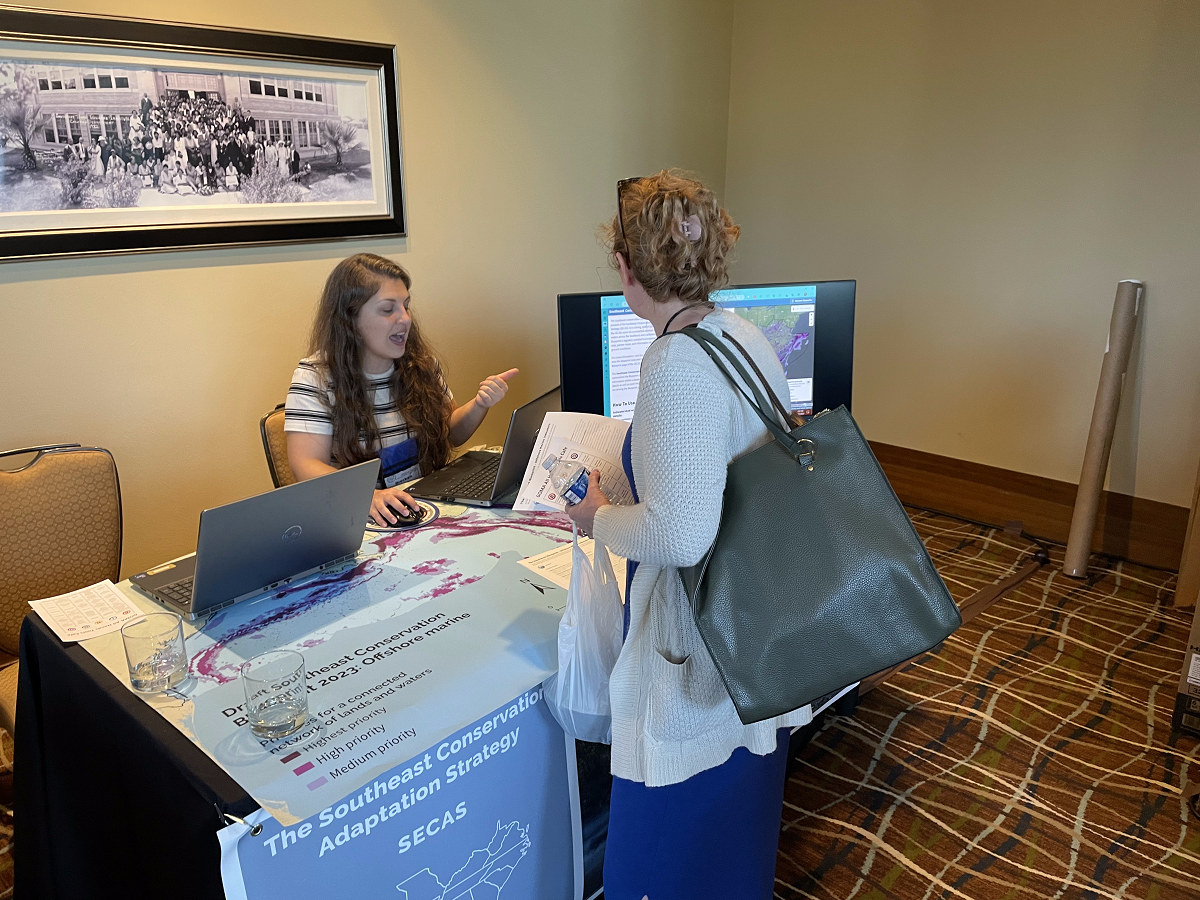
xmin=724 ymin=0 xmax=1200 ymax=507
xmin=0 ymin=0 xmax=735 ymax=576
xmin=6 ymin=0 xmax=1196 ymax=582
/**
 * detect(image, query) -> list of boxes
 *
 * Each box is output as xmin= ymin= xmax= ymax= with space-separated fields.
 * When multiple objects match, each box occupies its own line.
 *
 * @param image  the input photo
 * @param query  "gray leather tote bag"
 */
xmin=676 ymin=326 xmax=961 ymax=725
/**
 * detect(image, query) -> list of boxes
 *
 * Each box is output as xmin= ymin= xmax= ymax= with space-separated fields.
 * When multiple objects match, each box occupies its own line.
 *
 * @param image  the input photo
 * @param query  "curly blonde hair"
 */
xmin=601 ymin=169 xmax=741 ymax=304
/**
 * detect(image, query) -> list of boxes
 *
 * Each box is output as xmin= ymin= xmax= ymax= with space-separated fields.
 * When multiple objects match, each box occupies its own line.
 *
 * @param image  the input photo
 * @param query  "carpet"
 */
xmin=777 ymin=511 xmax=1200 ymax=899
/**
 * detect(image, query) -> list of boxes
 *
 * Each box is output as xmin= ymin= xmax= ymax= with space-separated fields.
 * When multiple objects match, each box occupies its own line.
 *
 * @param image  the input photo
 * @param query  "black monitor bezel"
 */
xmin=557 ymin=279 xmax=856 ymax=417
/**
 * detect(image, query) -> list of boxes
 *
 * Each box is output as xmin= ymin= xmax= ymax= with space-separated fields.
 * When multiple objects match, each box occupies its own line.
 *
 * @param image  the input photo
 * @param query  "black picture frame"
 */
xmin=0 ymin=5 xmax=405 ymax=260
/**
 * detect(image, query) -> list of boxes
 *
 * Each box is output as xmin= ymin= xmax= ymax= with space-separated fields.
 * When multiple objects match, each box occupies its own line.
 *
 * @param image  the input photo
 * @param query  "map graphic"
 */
xmin=732 ymin=304 xmax=814 ymax=379
xmin=81 ymin=506 xmax=574 ymax=824
xmin=190 ymin=509 xmax=572 ymax=687
xmin=397 ymin=821 xmax=531 ymax=900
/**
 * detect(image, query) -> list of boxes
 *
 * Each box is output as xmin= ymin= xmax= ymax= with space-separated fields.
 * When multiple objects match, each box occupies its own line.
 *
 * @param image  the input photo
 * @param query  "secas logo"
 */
xmin=314 ymin=800 xmax=468 ymax=858
xmin=397 ymin=802 xmax=469 ymax=853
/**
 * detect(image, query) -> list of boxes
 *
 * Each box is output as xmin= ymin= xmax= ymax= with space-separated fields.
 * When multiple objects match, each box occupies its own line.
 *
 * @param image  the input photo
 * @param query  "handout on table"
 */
xmin=29 ymin=579 xmax=145 ymax=643
xmin=518 ymin=538 xmax=628 ymax=601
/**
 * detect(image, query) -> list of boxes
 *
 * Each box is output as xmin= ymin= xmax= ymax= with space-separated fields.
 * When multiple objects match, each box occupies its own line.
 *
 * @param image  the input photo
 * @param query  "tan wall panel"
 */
xmin=725 ymin=0 xmax=1200 ymax=507
xmin=0 ymin=0 xmax=735 ymax=576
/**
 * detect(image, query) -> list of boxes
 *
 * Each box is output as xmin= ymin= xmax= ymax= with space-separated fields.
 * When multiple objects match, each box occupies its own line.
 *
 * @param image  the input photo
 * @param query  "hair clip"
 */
xmin=680 ymin=214 xmax=703 ymax=242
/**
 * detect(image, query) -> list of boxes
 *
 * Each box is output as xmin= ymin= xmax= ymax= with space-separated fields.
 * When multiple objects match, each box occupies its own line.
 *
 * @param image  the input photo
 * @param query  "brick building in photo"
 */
xmin=29 ymin=62 xmax=342 ymax=160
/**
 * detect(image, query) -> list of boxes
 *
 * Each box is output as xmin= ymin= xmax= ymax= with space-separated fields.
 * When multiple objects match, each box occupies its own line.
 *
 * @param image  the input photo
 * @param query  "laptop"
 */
xmin=408 ymin=386 xmax=561 ymax=506
xmin=130 ymin=460 xmax=379 ymax=620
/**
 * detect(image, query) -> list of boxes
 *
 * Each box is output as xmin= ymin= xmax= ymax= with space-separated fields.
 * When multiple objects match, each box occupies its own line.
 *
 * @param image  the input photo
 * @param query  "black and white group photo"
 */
xmin=0 ymin=57 xmax=376 ymax=214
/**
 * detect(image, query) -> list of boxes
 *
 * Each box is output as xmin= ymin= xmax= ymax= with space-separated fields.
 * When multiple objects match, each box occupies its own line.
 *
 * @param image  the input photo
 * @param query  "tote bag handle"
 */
xmin=677 ymin=327 xmax=815 ymax=466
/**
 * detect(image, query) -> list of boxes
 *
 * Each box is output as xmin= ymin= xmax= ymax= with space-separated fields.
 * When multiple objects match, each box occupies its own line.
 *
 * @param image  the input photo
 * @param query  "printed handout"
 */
xmin=514 ymin=412 xmax=633 ymax=512
xmin=29 ymin=579 xmax=145 ymax=642
xmin=518 ymin=538 xmax=628 ymax=601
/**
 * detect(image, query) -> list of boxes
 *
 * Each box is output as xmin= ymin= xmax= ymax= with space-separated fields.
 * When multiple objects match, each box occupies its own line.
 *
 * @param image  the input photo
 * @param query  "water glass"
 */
xmin=121 ymin=612 xmax=188 ymax=693
xmin=241 ymin=650 xmax=309 ymax=739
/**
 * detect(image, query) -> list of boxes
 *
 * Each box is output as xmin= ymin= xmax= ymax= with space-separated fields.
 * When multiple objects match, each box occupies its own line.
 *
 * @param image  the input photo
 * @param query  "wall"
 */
xmin=0 ymin=0 xmax=735 ymax=576
xmin=9 ymin=0 xmax=1194 ymax=578
xmin=724 ymin=0 xmax=1200 ymax=507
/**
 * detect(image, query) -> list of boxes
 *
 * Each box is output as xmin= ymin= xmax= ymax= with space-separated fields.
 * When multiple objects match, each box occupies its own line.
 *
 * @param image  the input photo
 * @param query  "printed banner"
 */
xmin=191 ymin=553 xmax=567 ymax=823
xmin=219 ymin=689 xmax=581 ymax=900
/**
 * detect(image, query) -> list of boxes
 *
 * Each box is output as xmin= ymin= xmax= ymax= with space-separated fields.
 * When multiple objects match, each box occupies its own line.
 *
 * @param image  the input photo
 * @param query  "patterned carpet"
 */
xmin=778 ymin=510 xmax=1200 ymax=900
xmin=0 ymin=728 xmax=12 ymax=898
xmin=0 ymin=511 xmax=1194 ymax=900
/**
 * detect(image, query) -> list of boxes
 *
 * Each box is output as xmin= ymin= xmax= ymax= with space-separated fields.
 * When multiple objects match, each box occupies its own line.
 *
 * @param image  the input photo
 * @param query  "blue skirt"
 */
xmin=609 ymin=419 xmax=789 ymax=899
xmin=603 ymin=730 xmax=791 ymax=900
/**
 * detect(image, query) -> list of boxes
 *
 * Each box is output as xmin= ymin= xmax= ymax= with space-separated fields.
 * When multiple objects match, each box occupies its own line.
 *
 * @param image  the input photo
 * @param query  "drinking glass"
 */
xmin=241 ymin=650 xmax=309 ymax=739
xmin=121 ymin=613 xmax=188 ymax=692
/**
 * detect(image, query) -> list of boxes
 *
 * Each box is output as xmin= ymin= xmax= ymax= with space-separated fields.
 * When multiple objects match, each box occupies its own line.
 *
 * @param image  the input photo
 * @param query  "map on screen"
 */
xmin=600 ymin=283 xmax=818 ymax=421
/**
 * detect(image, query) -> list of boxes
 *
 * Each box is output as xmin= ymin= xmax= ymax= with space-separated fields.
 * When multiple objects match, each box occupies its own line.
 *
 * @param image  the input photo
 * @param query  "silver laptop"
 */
xmin=407 ymin=386 xmax=561 ymax=506
xmin=130 ymin=460 xmax=379 ymax=619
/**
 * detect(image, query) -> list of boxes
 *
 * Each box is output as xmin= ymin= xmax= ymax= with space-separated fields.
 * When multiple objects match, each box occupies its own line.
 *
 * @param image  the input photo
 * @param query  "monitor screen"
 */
xmin=559 ymin=280 xmax=855 ymax=420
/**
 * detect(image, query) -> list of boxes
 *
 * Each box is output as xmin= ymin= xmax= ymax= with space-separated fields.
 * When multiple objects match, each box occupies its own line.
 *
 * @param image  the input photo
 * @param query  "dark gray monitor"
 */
xmin=556 ymin=280 xmax=855 ymax=419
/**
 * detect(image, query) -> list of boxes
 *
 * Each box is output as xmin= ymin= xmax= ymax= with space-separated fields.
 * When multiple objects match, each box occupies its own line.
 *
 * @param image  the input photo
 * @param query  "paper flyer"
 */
xmin=514 ymin=413 xmax=632 ymax=512
xmin=518 ymin=539 xmax=628 ymax=600
xmin=29 ymin=579 xmax=144 ymax=642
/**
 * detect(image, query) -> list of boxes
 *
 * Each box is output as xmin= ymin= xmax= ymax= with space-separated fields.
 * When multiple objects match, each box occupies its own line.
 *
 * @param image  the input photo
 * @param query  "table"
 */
xmin=17 ymin=612 xmax=257 ymax=898
xmin=16 ymin=506 xmax=613 ymax=899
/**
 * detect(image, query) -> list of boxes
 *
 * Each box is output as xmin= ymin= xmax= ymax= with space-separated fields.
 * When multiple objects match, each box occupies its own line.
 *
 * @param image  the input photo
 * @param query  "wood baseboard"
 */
xmin=871 ymin=441 xmax=1189 ymax=573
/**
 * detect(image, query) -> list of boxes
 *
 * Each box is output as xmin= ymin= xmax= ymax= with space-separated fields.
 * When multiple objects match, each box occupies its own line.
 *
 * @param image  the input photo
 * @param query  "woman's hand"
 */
xmin=565 ymin=471 xmax=611 ymax=537
xmin=449 ymin=368 xmax=519 ymax=445
xmin=475 ymin=368 xmax=519 ymax=409
xmin=370 ymin=487 xmax=420 ymax=526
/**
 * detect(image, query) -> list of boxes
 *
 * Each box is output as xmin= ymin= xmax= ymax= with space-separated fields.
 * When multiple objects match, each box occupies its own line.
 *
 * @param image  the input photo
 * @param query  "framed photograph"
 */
xmin=0 ymin=6 xmax=404 ymax=260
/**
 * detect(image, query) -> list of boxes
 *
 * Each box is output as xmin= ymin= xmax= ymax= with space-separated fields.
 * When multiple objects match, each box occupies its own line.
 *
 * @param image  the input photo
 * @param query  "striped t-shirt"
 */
xmin=283 ymin=356 xmax=452 ymax=482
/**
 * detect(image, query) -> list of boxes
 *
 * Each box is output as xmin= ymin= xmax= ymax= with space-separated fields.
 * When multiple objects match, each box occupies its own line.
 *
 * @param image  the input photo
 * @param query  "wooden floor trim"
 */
xmin=871 ymin=441 xmax=1188 ymax=572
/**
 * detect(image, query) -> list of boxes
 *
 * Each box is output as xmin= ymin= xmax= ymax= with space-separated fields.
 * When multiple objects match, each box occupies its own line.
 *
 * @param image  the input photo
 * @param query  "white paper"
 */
xmin=809 ymin=682 xmax=859 ymax=717
xmin=1188 ymin=651 xmax=1200 ymax=687
xmin=514 ymin=412 xmax=632 ymax=511
xmin=29 ymin=579 xmax=145 ymax=643
xmin=518 ymin=538 xmax=628 ymax=600
xmin=217 ymin=807 xmax=274 ymax=900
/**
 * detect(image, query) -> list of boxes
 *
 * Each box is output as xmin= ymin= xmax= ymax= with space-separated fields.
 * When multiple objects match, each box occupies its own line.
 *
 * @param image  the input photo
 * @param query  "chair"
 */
xmin=0 ymin=444 xmax=122 ymax=739
xmin=260 ymin=403 xmax=297 ymax=489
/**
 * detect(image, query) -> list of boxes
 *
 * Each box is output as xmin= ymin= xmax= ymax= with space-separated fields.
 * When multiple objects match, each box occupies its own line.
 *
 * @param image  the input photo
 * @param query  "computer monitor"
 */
xmin=557 ymin=280 xmax=855 ymax=420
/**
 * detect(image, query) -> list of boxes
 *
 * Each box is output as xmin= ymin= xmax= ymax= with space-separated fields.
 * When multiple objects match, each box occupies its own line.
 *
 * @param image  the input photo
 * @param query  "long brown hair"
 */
xmin=309 ymin=253 xmax=452 ymax=475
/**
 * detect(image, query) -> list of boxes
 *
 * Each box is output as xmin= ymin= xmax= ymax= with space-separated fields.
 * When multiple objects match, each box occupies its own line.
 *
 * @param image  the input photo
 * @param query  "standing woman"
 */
xmin=285 ymin=253 xmax=518 ymax=527
xmin=567 ymin=171 xmax=812 ymax=900
xmin=277 ymin=138 xmax=290 ymax=178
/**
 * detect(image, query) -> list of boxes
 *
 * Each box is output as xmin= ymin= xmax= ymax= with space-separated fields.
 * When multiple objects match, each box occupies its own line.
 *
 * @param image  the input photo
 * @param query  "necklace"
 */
xmin=660 ymin=305 xmax=696 ymax=336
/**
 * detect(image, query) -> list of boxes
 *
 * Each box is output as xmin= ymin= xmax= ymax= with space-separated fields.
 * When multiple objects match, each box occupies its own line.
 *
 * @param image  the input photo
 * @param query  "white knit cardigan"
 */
xmin=593 ymin=309 xmax=812 ymax=787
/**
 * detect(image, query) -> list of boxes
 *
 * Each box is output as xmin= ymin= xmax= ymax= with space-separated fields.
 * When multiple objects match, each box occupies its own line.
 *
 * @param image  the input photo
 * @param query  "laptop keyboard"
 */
xmin=156 ymin=576 xmax=194 ymax=605
xmin=444 ymin=455 xmax=502 ymax=497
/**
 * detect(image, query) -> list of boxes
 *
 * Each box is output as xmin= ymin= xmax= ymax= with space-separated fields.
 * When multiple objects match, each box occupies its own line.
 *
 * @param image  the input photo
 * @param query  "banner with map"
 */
xmin=218 ymin=689 xmax=580 ymax=900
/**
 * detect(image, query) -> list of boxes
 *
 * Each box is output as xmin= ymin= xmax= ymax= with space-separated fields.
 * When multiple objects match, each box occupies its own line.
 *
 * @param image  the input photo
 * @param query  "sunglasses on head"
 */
xmin=616 ymin=176 xmax=645 ymax=261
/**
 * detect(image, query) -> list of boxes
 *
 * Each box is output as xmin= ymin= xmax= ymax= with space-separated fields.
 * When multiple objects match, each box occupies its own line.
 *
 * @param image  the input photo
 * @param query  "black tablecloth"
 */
xmin=13 ymin=607 xmax=843 ymax=899
xmin=15 ymin=614 xmax=258 ymax=899
xmin=13 ymin=612 xmax=615 ymax=899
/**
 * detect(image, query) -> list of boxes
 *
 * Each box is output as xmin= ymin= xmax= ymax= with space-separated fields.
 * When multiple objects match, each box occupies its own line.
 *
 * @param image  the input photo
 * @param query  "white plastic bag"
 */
xmin=542 ymin=525 xmax=624 ymax=744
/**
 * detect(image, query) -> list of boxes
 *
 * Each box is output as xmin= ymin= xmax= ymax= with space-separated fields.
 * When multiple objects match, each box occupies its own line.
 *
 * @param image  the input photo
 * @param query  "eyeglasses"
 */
xmin=616 ymin=176 xmax=644 ymax=261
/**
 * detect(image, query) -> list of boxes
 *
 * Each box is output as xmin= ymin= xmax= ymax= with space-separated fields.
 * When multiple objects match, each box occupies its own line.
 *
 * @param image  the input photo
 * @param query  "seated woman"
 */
xmin=567 ymin=170 xmax=811 ymax=900
xmin=157 ymin=158 xmax=177 ymax=194
xmin=285 ymin=253 xmax=517 ymax=527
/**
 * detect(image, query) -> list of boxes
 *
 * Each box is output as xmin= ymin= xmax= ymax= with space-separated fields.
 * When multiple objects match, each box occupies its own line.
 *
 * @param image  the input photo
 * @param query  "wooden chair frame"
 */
xmin=259 ymin=403 xmax=292 ymax=489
